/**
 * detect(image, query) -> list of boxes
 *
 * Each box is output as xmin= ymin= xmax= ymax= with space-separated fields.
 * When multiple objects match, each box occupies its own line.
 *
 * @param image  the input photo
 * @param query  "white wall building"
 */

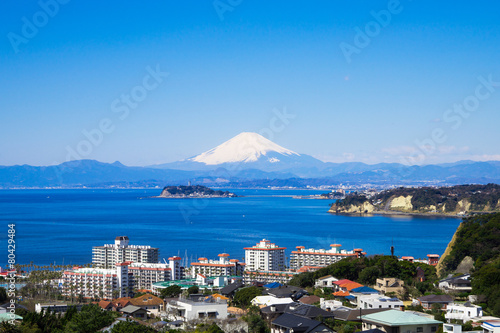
xmin=358 ymin=295 xmax=404 ymax=310
xmin=483 ymin=321 xmax=500 ymax=333
xmin=129 ymin=257 xmax=185 ymax=291
xmin=245 ymin=239 xmax=286 ymax=271
xmin=314 ymin=275 xmax=339 ymax=288
xmin=190 ymin=254 xmax=245 ymax=278
xmin=62 ymin=262 xmax=132 ymax=300
xmin=291 ymin=244 xmax=365 ymax=270
xmin=92 ymin=236 xmax=159 ymax=269
xmin=166 ymin=297 xmax=228 ymax=321
xmin=445 ymin=303 xmax=483 ymax=323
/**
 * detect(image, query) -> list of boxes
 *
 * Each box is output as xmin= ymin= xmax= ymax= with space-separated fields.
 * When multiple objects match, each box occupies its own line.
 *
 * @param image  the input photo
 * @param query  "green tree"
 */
xmin=160 ymin=285 xmax=183 ymax=298
xmin=65 ymin=303 xmax=115 ymax=333
xmin=111 ymin=319 xmax=156 ymax=332
xmin=233 ymin=287 xmax=262 ymax=308
xmin=358 ymin=266 xmax=381 ymax=285
xmin=188 ymin=286 xmax=200 ymax=295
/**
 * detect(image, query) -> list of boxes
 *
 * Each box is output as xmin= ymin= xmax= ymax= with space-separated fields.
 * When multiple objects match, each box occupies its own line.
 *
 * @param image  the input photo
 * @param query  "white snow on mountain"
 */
xmin=189 ymin=132 xmax=300 ymax=165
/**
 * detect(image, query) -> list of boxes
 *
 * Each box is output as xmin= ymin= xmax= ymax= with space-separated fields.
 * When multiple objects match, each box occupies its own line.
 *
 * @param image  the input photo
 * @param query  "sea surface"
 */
xmin=0 ymin=189 xmax=462 ymax=267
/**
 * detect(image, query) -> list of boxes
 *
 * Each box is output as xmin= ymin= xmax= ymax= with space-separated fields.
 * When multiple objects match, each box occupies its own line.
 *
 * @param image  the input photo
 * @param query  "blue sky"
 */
xmin=1 ymin=1 xmax=500 ymax=166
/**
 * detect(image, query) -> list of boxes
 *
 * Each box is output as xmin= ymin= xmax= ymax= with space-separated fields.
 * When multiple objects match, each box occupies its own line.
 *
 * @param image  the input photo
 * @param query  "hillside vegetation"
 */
xmin=289 ymin=255 xmax=438 ymax=298
xmin=439 ymin=213 xmax=500 ymax=316
xmin=330 ymin=184 xmax=500 ymax=215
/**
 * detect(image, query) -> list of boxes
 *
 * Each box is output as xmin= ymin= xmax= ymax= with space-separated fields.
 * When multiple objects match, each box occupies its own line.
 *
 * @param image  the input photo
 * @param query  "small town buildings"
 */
xmin=374 ymin=278 xmax=405 ymax=295
xmin=358 ymin=295 xmax=404 ymax=310
xmin=262 ymin=303 xmax=334 ymax=328
xmin=165 ymin=296 xmax=228 ymax=321
xmin=443 ymin=323 xmax=462 ymax=333
xmin=445 ymin=302 xmax=483 ymax=323
xmin=129 ymin=258 xmax=185 ymax=291
xmin=271 ymin=313 xmax=335 ymax=333
xmin=361 ymin=309 xmax=442 ymax=333
xmin=251 ymin=295 xmax=294 ymax=307
xmin=92 ymin=236 xmax=159 ymax=269
xmin=330 ymin=307 xmax=390 ymax=322
xmin=427 ymin=254 xmax=440 ymax=266
xmin=319 ymin=298 xmax=342 ymax=311
xmin=482 ymin=321 xmax=500 ymax=333
xmin=418 ymin=295 xmax=454 ymax=310
xmin=190 ymin=254 xmax=245 ymax=278
xmin=314 ymin=275 xmax=339 ymax=288
xmin=62 ymin=262 xmax=133 ymax=300
xmin=121 ymin=305 xmax=148 ymax=319
xmin=438 ymin=274 xmax=472 ymax=293
xmin=245 ymin=239 xmax=286 ymax=271
xmin=265 ymin=285 xmax=307 ymax=300
xmin=290 ymin=244 xmax=365 ymax=270
xmin=129 ymin=293 xmax=165 ymax=317
xmin=332 ymin=279 xmax=364 ymax=293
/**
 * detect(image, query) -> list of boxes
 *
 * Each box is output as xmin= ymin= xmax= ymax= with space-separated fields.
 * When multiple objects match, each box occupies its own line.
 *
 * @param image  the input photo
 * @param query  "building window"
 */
xmin=431 ymin=327 xmax=437 ymax=332
xmin=417 ymin=327 xmax=423 ymax=332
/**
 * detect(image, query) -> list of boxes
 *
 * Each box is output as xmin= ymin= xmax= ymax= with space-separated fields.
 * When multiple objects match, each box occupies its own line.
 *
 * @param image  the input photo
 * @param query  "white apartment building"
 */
xmin=62 ymin=262 xmax=132 ymax=300
xmin=190 ymin=254 xmax=245 ymax=278
xmin=245 ymin=239 xmax=286 ymax=271
xmin=358 ymin=294 xmax=404 ymax=310
xmin=290 ymin=244 xmax=365 ymax=270
xmin=445 ymin=303 xmax=483 ymax=323
xmin=129 ymin=256 xmax=185 ymax=291
xmin=166 ymin=297 xmax=228 ymax=321
xmin=92 ymin=236 xmax=159 ymax=269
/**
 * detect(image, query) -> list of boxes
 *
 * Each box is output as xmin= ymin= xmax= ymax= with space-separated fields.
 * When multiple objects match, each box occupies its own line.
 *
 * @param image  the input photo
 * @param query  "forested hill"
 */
xmin=329 ymin=184 xmax=500 ymax=215
xmin=440 ymin=213 xmax=500 ymax=316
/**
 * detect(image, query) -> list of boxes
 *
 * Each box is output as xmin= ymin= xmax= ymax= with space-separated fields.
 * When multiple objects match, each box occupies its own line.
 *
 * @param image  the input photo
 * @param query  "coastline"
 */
xmin=328 ymin=209 xmax=465 ymax=219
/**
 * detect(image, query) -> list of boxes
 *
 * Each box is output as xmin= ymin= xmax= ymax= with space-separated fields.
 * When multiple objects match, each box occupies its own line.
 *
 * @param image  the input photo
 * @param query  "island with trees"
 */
xmin=157 ymin=185 xmax=238 ymax=198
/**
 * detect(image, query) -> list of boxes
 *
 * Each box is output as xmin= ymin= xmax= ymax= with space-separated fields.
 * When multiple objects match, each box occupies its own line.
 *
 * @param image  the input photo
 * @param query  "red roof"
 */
xmin=218 ymin=253 xmax=230 ymax=257
xmin=333 ymin=279 xmax=353 ymax=285
xmin=168 ymin=256 xmax=181 ymax=261
xmin=333 ymin=290 xmax=350 ymax=297
xmin=331 ymin=244 xmax=342 ymax=247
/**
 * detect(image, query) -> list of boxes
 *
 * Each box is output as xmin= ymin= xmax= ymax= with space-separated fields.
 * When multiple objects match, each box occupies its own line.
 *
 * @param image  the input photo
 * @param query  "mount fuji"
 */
xmin=153 ymin=132 xmax=325 ymax=175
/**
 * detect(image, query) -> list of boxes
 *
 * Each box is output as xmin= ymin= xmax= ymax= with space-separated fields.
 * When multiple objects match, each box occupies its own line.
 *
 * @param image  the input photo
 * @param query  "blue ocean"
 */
xmin=0 ymin=189 xmax=461 ymax=267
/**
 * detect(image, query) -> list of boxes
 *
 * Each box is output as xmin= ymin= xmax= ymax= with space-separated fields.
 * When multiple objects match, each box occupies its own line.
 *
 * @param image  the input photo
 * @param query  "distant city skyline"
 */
xmin=1 ymin=1 xmax=500 ymax=167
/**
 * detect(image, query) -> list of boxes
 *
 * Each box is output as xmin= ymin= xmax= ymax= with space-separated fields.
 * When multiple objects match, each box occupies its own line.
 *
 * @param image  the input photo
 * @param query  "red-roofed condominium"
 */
xmin=92 ymin=236 xmax=159 ymax=269
xmin=290 ymin=244 xmax=365 ymax=270
xmin=190 ymin=253 xmax=245 ymax=277
xmin=245 ymin=239 xmax=286 ymax=271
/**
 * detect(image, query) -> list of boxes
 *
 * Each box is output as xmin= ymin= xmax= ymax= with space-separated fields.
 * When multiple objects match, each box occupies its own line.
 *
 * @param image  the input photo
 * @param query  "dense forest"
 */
xmin=333 ymin=184 xmax=500 ymax=213
xmin=440 ymin=213 xmax=500 ymax=316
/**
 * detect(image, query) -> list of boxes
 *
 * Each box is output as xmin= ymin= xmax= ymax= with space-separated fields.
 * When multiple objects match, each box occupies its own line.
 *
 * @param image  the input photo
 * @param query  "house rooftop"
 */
xmin=362 ymin=309 xmax=442 ymax=326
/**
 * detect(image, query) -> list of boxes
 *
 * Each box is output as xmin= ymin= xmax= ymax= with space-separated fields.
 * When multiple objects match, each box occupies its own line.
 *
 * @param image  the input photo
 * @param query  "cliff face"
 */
xmin=329 ymin=201 xmax=374 ymax=214
xmin=329 ymin=184 xmax=500 ymax=216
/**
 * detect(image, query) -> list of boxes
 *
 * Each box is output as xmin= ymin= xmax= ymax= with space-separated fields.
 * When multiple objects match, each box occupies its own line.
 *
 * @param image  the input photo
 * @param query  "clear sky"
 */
xmin=1 ymin=1 xmax=500 ymax=166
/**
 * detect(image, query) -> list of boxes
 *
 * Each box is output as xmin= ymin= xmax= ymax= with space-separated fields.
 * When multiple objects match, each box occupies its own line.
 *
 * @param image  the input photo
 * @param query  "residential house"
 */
xmin=166 ymin=296 xmax=228 ymax=321
xmin=271 ymin=313 xmax=335 ymax=333
xmin=314 ymin=275 xmax=339 ymax=289
xmin=418 ymin=295 xmax=454 ymax=310
xmin=374 ymin=278 xmax=405 ymax=295
xmin=129 ymin=293 xmax=165 ymax=317
xmin=220 ymin=281 xmax=243 ymax=298
xmin=438 ymin=274 xmax=472 ymax=293
xmin=251 ymin=295 xmax=294 ymax=307
xmin=443 ymin=323 xmax=462 ymax=333
xmin=261 ymin=302 xmax=335 ymax=325
xmin=445 ymin=302 xmax=483 ymax=323
xmin=299 ymin=295 xmax=321 ymax=305
xmin=121 ymin=305 xmax=148 ymax=319
xmin=361 ymin=309 xmax=442 ymax=333
xmin=358 ymin=295 xmax=404 ymax=310
xmin=265 ymin=285 xmax=307 ymax=300
xmin=330 ymin=307 xmax=391 ymax=322
xmin=483 ymin=321 xmax=500 ymax=333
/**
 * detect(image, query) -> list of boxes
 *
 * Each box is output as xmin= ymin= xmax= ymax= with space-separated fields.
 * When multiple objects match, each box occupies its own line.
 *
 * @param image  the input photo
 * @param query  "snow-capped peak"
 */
xmin=189 ymin=132 xmax=300 ymax=165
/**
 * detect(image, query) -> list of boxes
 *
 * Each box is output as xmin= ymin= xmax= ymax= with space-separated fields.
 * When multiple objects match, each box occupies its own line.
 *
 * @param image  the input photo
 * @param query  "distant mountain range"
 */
xmin=1 ymin=132 xmax=500 ymax=188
